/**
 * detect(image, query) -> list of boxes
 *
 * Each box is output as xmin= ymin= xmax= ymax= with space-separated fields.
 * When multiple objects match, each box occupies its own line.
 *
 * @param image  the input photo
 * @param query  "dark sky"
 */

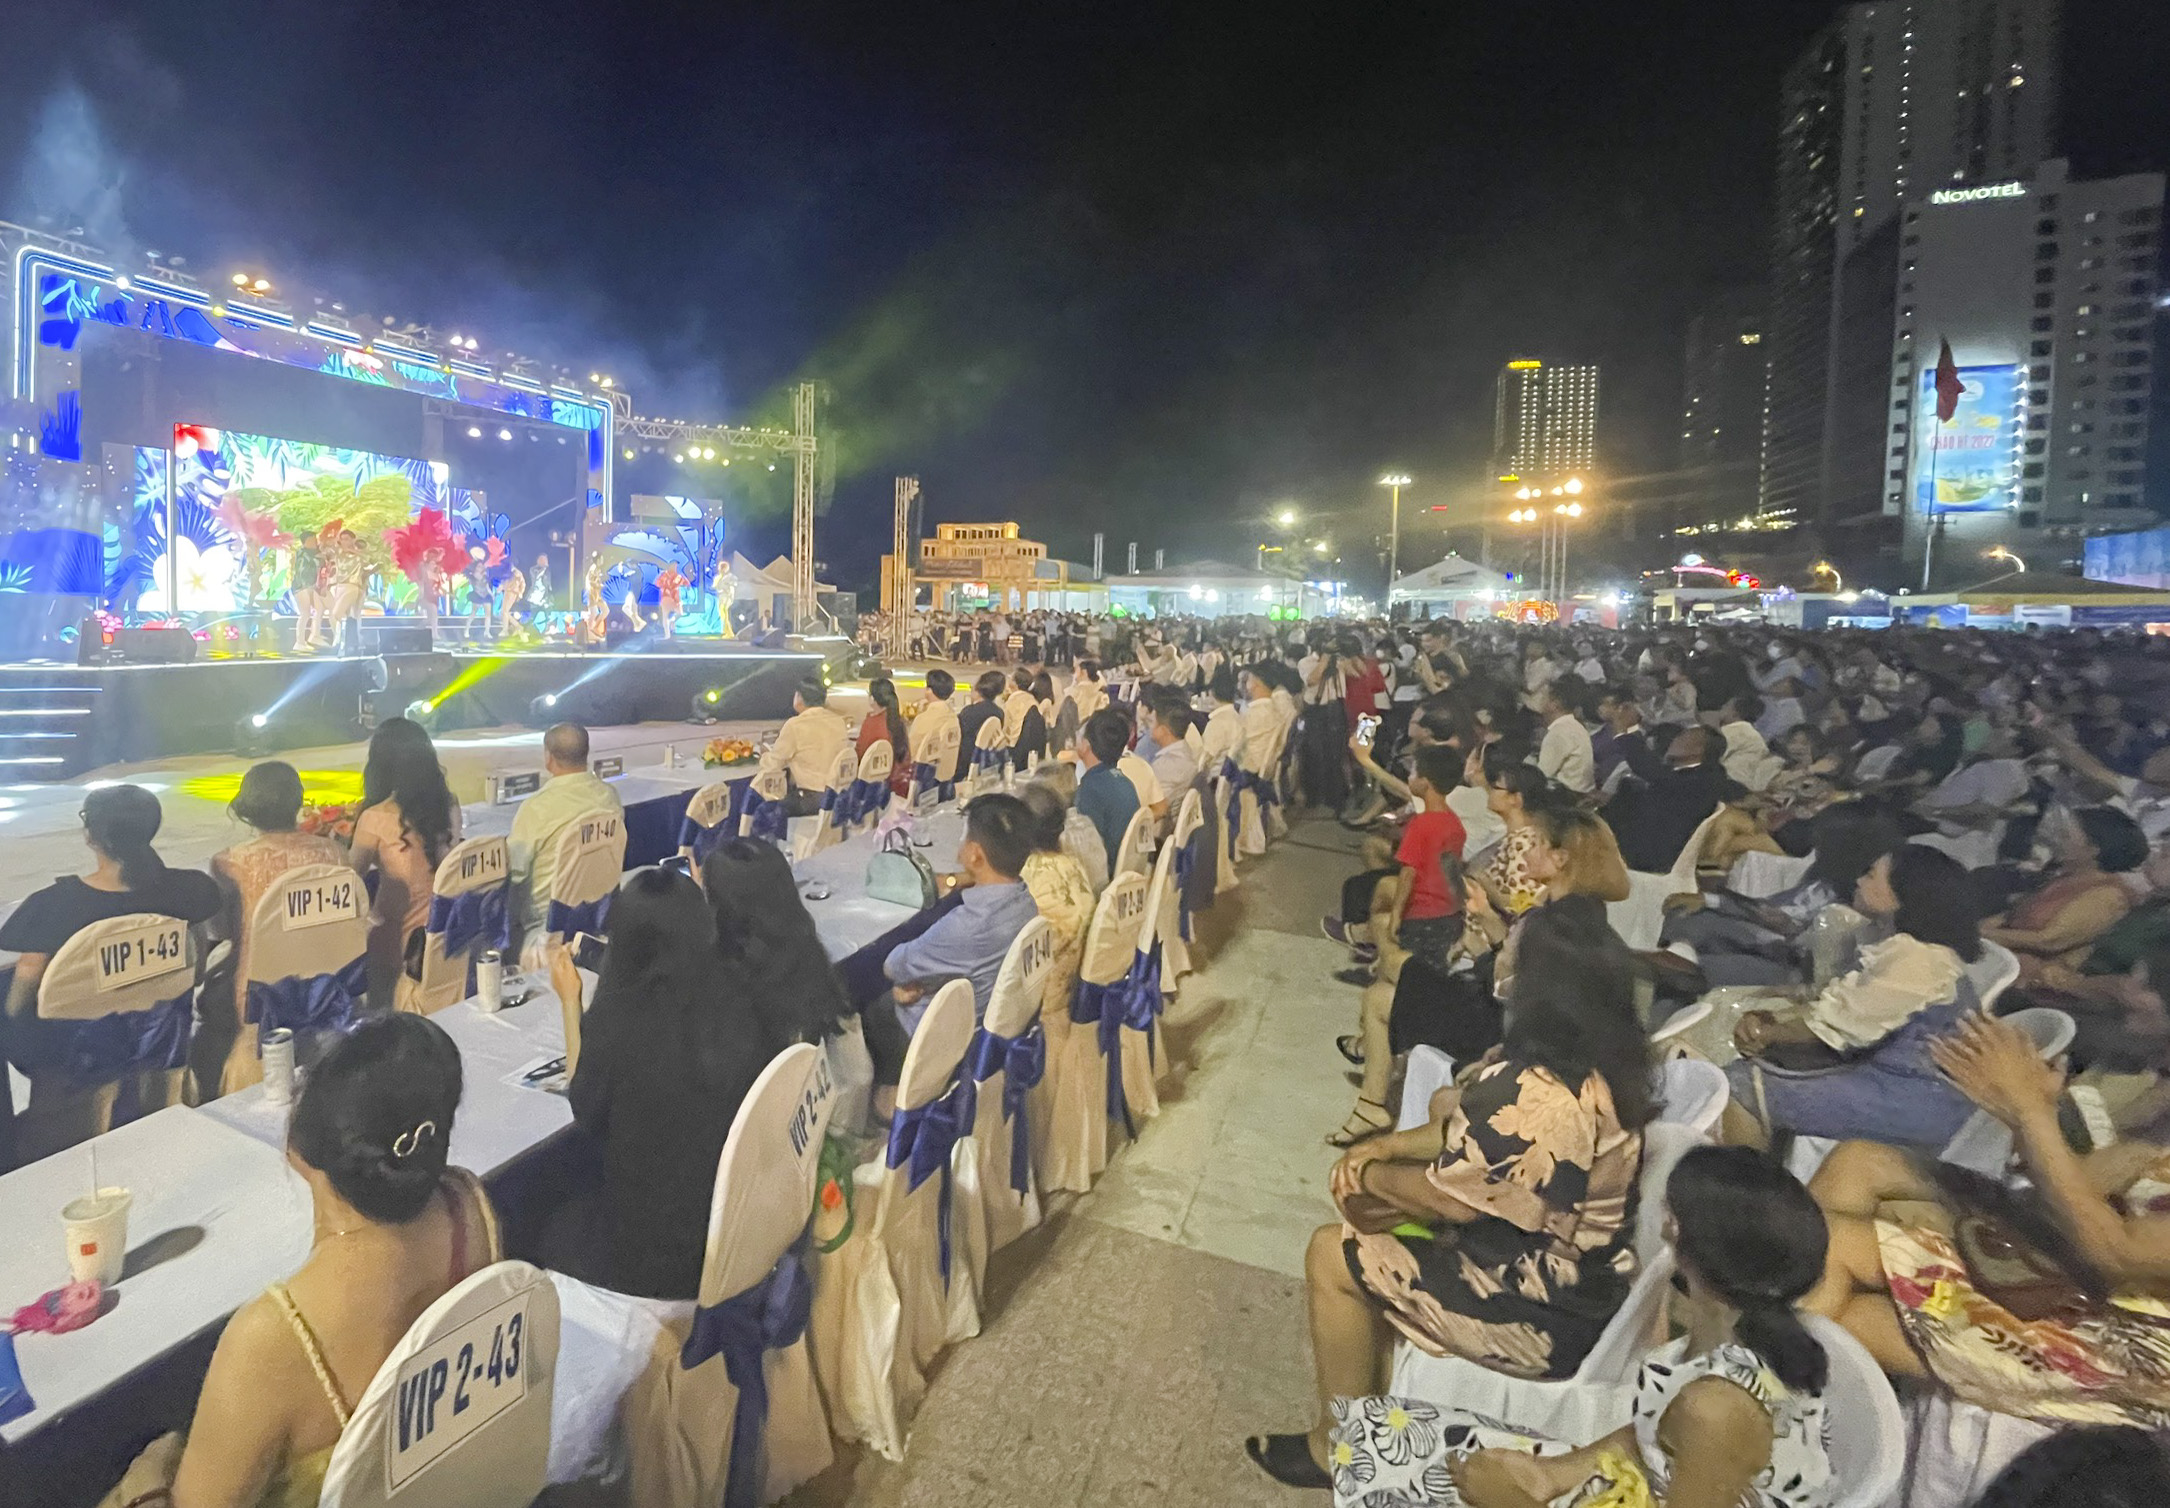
xmin=1 ymin=1 xmax=2162 ymax=588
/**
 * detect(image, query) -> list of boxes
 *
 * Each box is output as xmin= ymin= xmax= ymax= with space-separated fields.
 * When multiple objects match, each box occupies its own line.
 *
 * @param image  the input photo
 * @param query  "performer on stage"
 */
xmin=461 ymin=547 xmax=494 ymax=643
xmin=290 ymin=529 xmax=325 ymax=652
xmin=654 ymin=562 xmax=687 ymax=638
xmin=582 ymin=557 xmax=608 ymax=643
xmin=530 ymin=552 xmax=553 ymax=615
xmin=499 ymin=560 xmax=527 ymax=639
xmin=620 ymin=564 xmax=648 ymax=633
xmin=711 ymin=555 xmax=735 ymax=635
xmin=323 ymin=527 xmax=366 ymax=655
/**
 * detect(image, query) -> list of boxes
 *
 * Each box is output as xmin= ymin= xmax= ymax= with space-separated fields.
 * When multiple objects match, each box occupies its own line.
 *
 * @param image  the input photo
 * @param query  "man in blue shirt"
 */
xmin=864 ymin=792 xmax=1041 ymax=1107
xmin=1073 ymin=707 xmax=1141 ymax=869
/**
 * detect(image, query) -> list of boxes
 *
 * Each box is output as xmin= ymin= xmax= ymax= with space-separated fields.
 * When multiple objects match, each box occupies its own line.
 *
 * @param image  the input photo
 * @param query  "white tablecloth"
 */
xmin=0 ymin=1107 xmax=314 ymax=1443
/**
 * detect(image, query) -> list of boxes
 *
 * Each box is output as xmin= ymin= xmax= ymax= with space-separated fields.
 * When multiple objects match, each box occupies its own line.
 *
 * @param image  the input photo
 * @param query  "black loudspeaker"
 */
xmin=751 ymin=627 xmax=789 ymax=648
xmin=107 ymin=625 xmax=199 ymax=664
xmin=360 ymin=622 xmax=434 ymax=656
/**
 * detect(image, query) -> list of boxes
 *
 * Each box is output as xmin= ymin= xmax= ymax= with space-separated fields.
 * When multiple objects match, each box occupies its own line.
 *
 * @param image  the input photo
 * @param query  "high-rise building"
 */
xmin=1662 ymin=290 xmax=1769 ymax=538
xmin=1883 ymin=159 xmax=2162 ymax=580
xmin=1492 ymin=360 xmax=1599 ymax=485
xmin=1761 ymin=0 xmax=2060 ymax=537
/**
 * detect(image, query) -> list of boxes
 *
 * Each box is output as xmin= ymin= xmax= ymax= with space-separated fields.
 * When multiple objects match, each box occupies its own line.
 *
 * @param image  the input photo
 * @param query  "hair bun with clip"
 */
xmin=390 ymin=1120 xmax=438 ymax=1161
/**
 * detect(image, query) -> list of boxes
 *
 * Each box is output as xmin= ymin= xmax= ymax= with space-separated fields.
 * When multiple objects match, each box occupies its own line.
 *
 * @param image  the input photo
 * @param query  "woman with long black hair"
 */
xmin=701 ymin=837 xmax=851 ymax=1045
xmin=857 ymin=675 xmax=914 ymax=797
xmin=349 ymin=716 xmax=460 ymax=1009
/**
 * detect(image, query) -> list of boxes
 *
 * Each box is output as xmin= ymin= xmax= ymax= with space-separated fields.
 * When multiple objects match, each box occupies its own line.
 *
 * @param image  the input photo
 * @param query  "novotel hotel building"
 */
xmin=1877 ymin=158 xmax=2163 ymax=578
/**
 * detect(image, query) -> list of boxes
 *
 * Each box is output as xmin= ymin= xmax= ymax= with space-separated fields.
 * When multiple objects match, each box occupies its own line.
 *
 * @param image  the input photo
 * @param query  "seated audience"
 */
xmin=857 ymin=675 xmax=916 ymax=796
xmin=1722 ymin=843 xmax=1984 ymax=1150
xmin=1534 ymin=676 xmax=1596 ymax=793
xmin=1015 ymin=780 xmax=1098 ymax=1013
xmin=1074 ymin=707 xmax=1143 ymax=868
xmin=907 ymin=668 xmax=964 ymax=788
xmin=759 ymin=676 xmax=851 ymax=815
xmin=1605 ymin=723 xmax=1732 ymax=873
xmin=349 ymin=717 xmax=461 ymax=1008
xmin=1471 ymin=750 xmax=1552 ymax=917
xmin=863 ymin=793 xmax=1040 ymax=1098
xmin=1988 ymin=804 xmax=2148 ymax=989
xmin=1323 ymin=1147 xmax=1836 ymax=1508
xmin=1247 ymin=901 xmax=1651 ymax=1486
xmin=507 ymin=721 xmax=624 ymax=947
xmin=117 ymin=1014 xmax=491 ymax=1507
xmin=1004 ymin=667 xmax=1049 ymax=769
xmin=206 ymin=761 xmax=349 ymax=1093
xmin=1969 ymin=1426 xmax=2170 ymax=1508
xmin=702 ymin=836 xmax=852 ymax=1045
xmin=1809 ymin=1014 xmax=2170 ymax=1430
xmin=1144 ymin=697 xmax=1200 ymax=796
xmin=956 ymin=668 xmax=1008 ymax=761
xmin=547 ymin=866 xmax=773 ymax=1299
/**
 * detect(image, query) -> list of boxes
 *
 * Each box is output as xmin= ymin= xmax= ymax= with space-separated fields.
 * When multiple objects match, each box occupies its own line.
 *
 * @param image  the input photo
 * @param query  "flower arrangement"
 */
xmin=703 ymin=737 xmax=758 ymax=768
xmin=298 ymin=801 xmax=361 ymax=844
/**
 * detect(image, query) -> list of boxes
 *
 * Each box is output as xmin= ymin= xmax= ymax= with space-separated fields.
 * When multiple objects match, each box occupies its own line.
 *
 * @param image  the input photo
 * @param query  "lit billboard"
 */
xmin=1915 ymin=362 xmax=2022 ymax=515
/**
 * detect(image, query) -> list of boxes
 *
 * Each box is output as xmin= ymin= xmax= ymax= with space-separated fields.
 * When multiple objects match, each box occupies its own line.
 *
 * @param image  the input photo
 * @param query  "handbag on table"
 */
xmin=865 ymin=827 xmax=940 ymax=910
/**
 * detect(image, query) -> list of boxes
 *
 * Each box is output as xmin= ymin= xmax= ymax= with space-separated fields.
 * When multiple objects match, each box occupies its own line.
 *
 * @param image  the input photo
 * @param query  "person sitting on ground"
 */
xmin=348 ymin=717 xmax=462 ymax=1009
xmin=1329 ymin=744 xmax=1469 ymax=1147
xmin=1326 ymin=1147 xmax=1837 ymax=1508
xmin=857 ymin=675 xmax=914 ymax=797
xmin=1807 ymin=1014 xmax=2170 ymax=1430
xmin=546 ymin=867 xmax=774 ymax=1300
xmin=906 ymin=668 xmax=964 ymax=790
xmin=759 ymin=676 xmax=851 ymax=816
xmin=1988 ymin=804 xmax=2148 ymax=991
xmin=205 ymin=761 xmax=350 ymax=1093
xmin=1247 ymin=901 xmax=1652 ymax=1487
xmin=1721 ymin=843 xmax=1984 ymax=1151
xmin=0 ymin=784 xmax=221 ymax=1159
xmin=956 ymin=668 xmax=1009 ymax=764
xmin=1535 ymin=676 xmax=1596 ymax=794
xmin=701 ymin=837 xmax=852 ymax=1046
xmin=507 ymin=721 xmax=624 ymax=951
xmin=862 ymin=793 xmax=1040 ymax=1104
xmin=115 ymin=1015 xmax=493 ymax=1508
xmin=1073 ymin=707 xmax=1143 ymax=870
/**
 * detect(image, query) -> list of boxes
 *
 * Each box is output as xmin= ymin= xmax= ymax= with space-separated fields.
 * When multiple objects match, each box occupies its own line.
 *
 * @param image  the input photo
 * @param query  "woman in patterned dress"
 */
xmin=1808 ymin=1013 xmax=2170 ymax=1430
xmin=1322 ymin=1147 xmax=1838 ymax=1508
xmin=1472 ymin=751 xmax=1552 ymax=920
xmin=1247 ymin=901 xmax=1653 ymax=1487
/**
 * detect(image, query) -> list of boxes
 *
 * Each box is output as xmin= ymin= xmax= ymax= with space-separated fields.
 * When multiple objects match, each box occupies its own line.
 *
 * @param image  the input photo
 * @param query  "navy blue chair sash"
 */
xmin=884 ymin=1076 xmax=973 ymax=1284
xmin=1068 ymin=945 xmax=1162 ymax=1138
xmin=1174 ymin=840 xmax=1197 ymax=941
xmin=11 ymin=990 xmax=193 ymax=1126
xmin=547 ymin=892 xmax=613 ymax=938
xmin=426 ymin=885 xmax=510 ymax=957
xmin=245 ymin=953 xmax=369 ymax=1039
xmin=911 ymin=761 xmax=956 ymax=805
xmin=963 ymin=1022 xmax=1046 ymax=1195
xmin=744 ymin=795 xmax=789 ymax=843
xmin=678 ymin=1235 xmax=815 ymax=1508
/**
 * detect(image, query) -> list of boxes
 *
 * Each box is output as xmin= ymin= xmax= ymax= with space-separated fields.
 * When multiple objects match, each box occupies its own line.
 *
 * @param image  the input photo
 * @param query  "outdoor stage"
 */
xmin=0 ymin=636 xmax=839 ymax=777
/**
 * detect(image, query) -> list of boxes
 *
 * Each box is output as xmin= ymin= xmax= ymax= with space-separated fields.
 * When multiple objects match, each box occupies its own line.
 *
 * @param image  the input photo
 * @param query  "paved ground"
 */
xmin=789 ymin=814 xmax=1365 ymax=1507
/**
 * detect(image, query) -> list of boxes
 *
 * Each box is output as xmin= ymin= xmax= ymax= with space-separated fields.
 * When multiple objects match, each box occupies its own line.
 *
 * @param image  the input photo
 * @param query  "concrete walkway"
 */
xmin=790 ymin=815 xmax=1363 ymax=1507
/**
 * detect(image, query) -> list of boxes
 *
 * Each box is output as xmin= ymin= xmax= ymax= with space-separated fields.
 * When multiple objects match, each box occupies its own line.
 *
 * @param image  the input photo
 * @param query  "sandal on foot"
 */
xmin=1326 ymin=1099 xmax=1391 ymax=1147
xmin=1335 ymin=1033 xmax=1365 ymax=1066
xmin=1245 ymin=1433 xmax=1332 ymax=1489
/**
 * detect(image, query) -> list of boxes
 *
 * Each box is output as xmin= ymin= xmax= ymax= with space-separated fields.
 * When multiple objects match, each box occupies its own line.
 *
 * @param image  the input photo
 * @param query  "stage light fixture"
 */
xmin=589 ymin=372 xmax=600 ymax=382
xmin=231 ymin=272 xmax=248 ymax=286
xmin=543 ymin=693 xmax=559 ymax=706
xmin=702 ymin=447 xmax=715 ymax=459
xmin=767 ymin=463 xmax=777 ymax=471
xmin=250 ymin=712 xmax=270 ymax=728
xmin=252 ymin=278 xmax=270 ymax=292
xmin=673 ymin=453 xmax=685 ymax=464
xmin=467 ymin=426 xmax=482 ymax=438
xmin=721 ymin=458 xmax=730 ymax=466
xmin=497 ymin=428 xmax=512 ymax=441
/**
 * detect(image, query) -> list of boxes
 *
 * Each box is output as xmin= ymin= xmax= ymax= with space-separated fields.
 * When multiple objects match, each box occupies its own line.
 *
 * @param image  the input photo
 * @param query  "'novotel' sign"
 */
xmin=1930 ymin=182 xmax=2026 ymax=205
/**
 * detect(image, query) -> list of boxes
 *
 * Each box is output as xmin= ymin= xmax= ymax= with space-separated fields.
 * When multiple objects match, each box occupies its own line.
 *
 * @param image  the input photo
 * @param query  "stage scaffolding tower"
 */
xmin=891 ymin=476 xmax=919 ymax=662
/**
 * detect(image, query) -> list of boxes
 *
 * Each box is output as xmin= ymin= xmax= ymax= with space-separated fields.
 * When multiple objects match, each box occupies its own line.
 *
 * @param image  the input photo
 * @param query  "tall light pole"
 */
xmin=1379 ymin=474 xmax=1411 ymax=613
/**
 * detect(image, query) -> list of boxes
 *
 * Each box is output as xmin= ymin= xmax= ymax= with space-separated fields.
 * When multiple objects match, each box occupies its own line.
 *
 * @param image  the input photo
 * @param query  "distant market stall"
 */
xmin=1891 ymin=575 xmax=2170 ymax=630
xmin=1388 ymin=554 xmax=1515 ymax=620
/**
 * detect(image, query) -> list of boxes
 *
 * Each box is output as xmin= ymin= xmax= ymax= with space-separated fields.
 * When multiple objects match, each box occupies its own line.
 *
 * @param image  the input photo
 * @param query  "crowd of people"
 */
xmin=21 ymin=605 xmax=2170 ymax=1503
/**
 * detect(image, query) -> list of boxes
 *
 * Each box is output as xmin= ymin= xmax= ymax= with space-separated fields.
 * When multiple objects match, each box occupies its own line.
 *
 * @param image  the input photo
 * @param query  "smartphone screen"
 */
xmin=1355 ymin=714 xmax=1381 ymax=747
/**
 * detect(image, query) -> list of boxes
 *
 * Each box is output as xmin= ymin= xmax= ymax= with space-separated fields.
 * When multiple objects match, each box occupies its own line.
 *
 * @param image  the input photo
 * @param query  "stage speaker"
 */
xmin=360 ymin=622 xmax=434 ymax=656
xmin=107 ymin=625 xmax=199 ymax=664
xmin=751 ymin=627 xmax=789 ymax=649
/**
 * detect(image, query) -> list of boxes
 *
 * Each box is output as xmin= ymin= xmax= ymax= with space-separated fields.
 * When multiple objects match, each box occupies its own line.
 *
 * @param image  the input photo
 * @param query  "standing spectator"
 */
xmin=349 ymin=718 xmax=461 ymax=1009
xmin=508 ymin=722 xmax=624 ymax=949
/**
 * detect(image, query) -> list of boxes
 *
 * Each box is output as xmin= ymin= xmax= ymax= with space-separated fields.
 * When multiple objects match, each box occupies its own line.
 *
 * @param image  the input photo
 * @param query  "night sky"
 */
xmin=2 ymin=0 xmax=2162 ymax=588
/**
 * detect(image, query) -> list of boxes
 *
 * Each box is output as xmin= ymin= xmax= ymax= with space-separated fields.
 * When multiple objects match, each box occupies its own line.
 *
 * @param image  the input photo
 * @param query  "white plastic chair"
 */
xmin=1725 ymin=848 xmax=1812 ymax=899
xmin=233 ymin=862 xmax=369 ymax=1087
xmin=1395 ymin=1045 xmax=1458 ymax=1133
xmin=318 ymin=1261 xmax=561 ymax=1508
xmin=1889 ymin=1390 xmax=2054 ymax=1508
xmin=809 ymin=979 xmax=977 ymax=1462
xmin=1654 ymin=1057 xmax=1729 ymax=1136
xmin=1968 ymin=940 xmax=2022 ymax=1014
xmin=1035 ymin=871 xmax=1148 ymax=1195
xmin=1648 ymin=999 xmax=1713 ymax=1054
xmin=1938 ymin=1008 xmax=2078 ymax=1176
xmin=16 ymin=912 xmax=200 ymax=1157
xmin=1388 ymin=1121 xmax=1703 ymax=1441
xmin=1803 ymin=1313 xmax=1907 ymax=1508
xmin=405 ymin=836 xmax=511 ymax=1016
xmin=1608 ymin=805 xmax=1723 ymax=951
xmin=955 ymin=918 xmax=1053 ymax=1288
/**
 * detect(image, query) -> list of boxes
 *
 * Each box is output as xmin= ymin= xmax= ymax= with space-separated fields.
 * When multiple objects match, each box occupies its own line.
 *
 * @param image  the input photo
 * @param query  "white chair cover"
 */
xmin=1035 ymin=873 xmax=1147 ymax=1195
xmin=584 ymin=1043 xmax=838 ymax=1508
xmin=955 ymin=918 xmax=1053 ymax=1290
xmin=1211 ymin=770 xmax=1241 ymax=894
xmin=1805 ymin=1313 xmax=1907 ymax=1508
xmin=544 ymin=809 xmax=627 ymax=940
xmin=1158 ymin=789 xmax=1205 ymax=985
xmin=853 ymin=742 xmax=895 ymax=833
xmin=740 ymin=768 xmax=790 ymax=841
xmin=969 ymin=717 xmax=1010 ymax=795
xmin=793 ymin=746 xmax=862 ymax=862
xmin=318 ymin=1260 xmax=561 ymax=1508
xmin=1112 ymin=806 xmax=1150 ymax=879
xmin=405 ymin=836 xmax=512 ymax=1016
xmin=680 ymin=780 xmax=741 ymax=860
xmin=907 ymin=720 xmax=962 ymax=805
xmin=18 ymin=912 xmax=199 ymax=1157
xmin=809 ymin=980 xmax=977 ymax=1462
xmin=230 ymin=863 xmax=369 ymax=1090
xmin=1112 ymin=842 xmax=1177 ymax=1129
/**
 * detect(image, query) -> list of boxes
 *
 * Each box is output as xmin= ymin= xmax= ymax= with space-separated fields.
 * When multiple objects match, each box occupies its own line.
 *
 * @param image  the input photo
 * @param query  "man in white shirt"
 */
xmin=508 ymin=722 xmax=626 ymax=946
xmin=1535 ymin=679 xmax=1596 ymax=794
xmin=907 ymin=668 xmax=964 ymax=786
xmin=1146 ymin=702 xmax=1200 ymax=797
xmin=1119 ymin=738 xmax=1168 ymax=823
xmin=760 ymin=677 xmax=851 ymax=815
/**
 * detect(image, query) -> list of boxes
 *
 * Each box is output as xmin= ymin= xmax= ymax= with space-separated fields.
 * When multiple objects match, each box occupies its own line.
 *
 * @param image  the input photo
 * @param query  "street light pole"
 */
xmin=1379 ymin=474 xmax=1411 ymax=615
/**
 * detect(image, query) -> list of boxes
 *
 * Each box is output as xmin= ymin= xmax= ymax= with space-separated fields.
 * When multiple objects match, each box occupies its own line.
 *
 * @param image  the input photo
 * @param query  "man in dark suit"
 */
xmin=1604 ymin=724 xmax=1730 ymax=873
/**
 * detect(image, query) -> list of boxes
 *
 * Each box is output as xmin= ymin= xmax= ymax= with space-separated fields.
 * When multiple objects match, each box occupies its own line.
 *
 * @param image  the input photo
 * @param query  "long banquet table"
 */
xmin=0 ymin=800 xmax=967 ymax=1501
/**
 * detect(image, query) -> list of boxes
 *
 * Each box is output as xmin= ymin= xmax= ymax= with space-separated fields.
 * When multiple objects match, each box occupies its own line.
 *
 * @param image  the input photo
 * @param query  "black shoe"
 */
xmin=1245 ymin=1434 xmax=1331 ymax=1490
xmin=1333 ymin=966 xmax=1374 ymax=987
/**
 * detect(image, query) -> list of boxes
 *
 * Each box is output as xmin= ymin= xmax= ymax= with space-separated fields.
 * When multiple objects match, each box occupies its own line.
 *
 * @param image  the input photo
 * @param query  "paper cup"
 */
xmin=476 ymin=952 xmax=504 ymax=1014
xmin=262 ymin=1028 xmax=297 ymax=1106
xmin=63 ymin=1188 xmax=132 ymax=1287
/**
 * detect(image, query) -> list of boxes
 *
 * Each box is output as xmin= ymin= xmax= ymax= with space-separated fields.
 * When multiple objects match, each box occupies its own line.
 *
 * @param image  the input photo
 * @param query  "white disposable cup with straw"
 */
xmin=64 ymin=1143 xmax=131 ymax=1286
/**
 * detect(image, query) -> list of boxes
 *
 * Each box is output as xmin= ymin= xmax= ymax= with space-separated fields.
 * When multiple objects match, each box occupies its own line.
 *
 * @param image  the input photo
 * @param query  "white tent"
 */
xmin=1389 ymin=554 xmax=1512 ymax=618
